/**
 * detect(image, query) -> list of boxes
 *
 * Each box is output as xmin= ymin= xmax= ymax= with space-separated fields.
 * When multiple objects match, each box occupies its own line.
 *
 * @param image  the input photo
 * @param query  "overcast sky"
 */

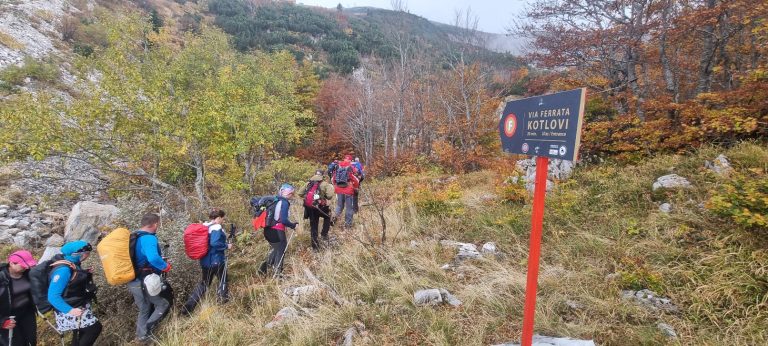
xmin=297 ymin=0 xmax=527 ymax=34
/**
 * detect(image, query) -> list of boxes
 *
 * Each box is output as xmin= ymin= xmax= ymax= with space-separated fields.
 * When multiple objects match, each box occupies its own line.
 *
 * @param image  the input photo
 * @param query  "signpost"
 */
xmin=498 ymin=88 xmax=586 ymax=346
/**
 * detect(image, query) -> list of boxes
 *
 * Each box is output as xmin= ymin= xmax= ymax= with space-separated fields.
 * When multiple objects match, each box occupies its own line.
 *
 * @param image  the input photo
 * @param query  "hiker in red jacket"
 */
xmin=332 ymin=155 xmax=360 ymax=228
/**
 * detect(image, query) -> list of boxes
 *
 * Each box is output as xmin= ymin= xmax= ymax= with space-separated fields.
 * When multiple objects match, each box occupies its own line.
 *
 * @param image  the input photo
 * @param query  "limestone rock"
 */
xmin=1 ymin=219 xmax=19 ymax=228
xmin=659 ymin=203 xmax=672 ymax=213
xmin=652 ymin=174 xmax=692 ymax=191
xmin=64 ymin=202 xmax=119 ymax=244
xmin=41 ymin=211 xmax=66 ymax=220
xmin=4 ymin=228 xmax=23 ymax=236
xmin=45 ymin=234 xmax=65 ymax=247
xmin=657 ymin=323 xmax=677 ymax=338
xmin=482 ymin=242 xmax=498 ymax=255
xmin=414 ymin=289 xmax=443 ymax=306
xmin=40 ymin=246 xmax=62 ymax=262
xmin=438 ymin=288 xmax=462 ymax=307
xmin=284 ymin=285 xmax=321 ymax=304
xmin=621 ymin=289 xmax=678 ymax=313
xmin=265 ymin=307 xmax=299 ymax=329
xmin=338 ymin=321 xmax=367 ymax=346
xmin=705 ymin=154 xmax=733 ymax=176
xmin=0 ymin=209 xmax=7 ymax=217
xmin=440 ymin=240 xmax=482 ymax=260
xmin=13 ymin=231 xmax=40 ymax=248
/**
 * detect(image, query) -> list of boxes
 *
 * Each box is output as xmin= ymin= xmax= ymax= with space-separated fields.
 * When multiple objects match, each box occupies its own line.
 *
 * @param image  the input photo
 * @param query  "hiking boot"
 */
xmin=258 ymin=261 xmax=268 ymax=276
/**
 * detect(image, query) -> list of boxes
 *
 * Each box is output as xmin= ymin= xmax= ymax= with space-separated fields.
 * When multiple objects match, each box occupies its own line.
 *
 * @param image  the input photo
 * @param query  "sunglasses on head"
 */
xmin=75 ymin=244 xmax=93 ymax=253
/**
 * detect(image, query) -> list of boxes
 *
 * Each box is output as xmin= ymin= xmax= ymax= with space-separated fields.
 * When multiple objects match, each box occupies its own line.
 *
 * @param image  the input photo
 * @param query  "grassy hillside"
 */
xmin=148 ymin=142 xmax=767 ymax=345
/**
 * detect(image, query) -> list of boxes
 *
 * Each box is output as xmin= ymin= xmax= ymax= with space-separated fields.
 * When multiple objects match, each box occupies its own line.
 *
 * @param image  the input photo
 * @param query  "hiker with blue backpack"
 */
xmin=258 ymin=183 xmax=298 ymax=276
xmin=128 ymin=213 xmax=172 ymax=344
xmin=0 ymin=250 xmax=38 ymax=346
xmin=182 ymin=208 xmax=231 ymax=315
xmin=332 ymin=155 xmax=360 ymax=228
xmin=46 ymin=241 xmax=101 ymax=346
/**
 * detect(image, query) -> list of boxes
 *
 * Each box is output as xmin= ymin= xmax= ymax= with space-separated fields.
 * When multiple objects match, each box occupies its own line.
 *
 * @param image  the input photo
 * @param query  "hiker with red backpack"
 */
xmin=0 ymin=250 xmax=38 ymax=346
xmin=332 ymin=155 xmax=360 ymax=228
xmin=297 ymin=170 xmax=335 ymax=251
xmin=128 ymin=213 xmax=172 ymax=344
xmin=258 ymin=183 xmax=298 ymax=276
xmin=182 ymin=209 xmax=231 ymax=315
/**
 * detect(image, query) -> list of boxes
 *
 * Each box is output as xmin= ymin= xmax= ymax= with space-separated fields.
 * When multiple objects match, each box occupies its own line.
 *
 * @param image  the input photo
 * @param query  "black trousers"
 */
xmin=71 ymin=321 xmax=101 ymax=346
xmin=305 ymin=205 xmax=331 ymax=249
xmin=183 ymin=263 xmax=229 ymax=314
xmin=0 ymin=308 xmax=37 ymax=346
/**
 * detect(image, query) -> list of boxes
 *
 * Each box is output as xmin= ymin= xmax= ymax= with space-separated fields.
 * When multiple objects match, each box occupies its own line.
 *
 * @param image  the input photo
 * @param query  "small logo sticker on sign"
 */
xmin=559 ymin=146 xmax=567 ymax=156
xmin=504 ymin=113 xmax=518 ymax=137
xmin=522 ymin=143 xmax=529 ymax=153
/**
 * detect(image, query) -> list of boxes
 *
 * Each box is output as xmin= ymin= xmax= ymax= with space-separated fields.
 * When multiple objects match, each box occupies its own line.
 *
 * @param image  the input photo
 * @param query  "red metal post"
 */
xmin=521 ymin=155 xmax=549 ymax=346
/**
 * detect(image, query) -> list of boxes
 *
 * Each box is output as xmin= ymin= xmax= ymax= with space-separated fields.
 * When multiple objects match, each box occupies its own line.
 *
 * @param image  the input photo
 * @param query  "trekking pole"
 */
xmin=72 ymin=314 xmax=83 ymax=346
xmin=272 ymin=228 xmax=296 ymax=279
xmin=7 ymin=315 xmax=13 ymax=345
xmin=37 ymin=309 xmax=65 ymax=346
xmin=220 ymin=223 xmax=236 ymax=294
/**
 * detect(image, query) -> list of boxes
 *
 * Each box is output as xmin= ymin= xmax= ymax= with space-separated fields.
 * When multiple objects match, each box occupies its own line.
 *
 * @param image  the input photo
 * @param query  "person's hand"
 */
xmin=227 ymin=243 xmax=233 ymax=250
xmin=162 ymin=263 xmax=172 ymax=273
xmin=68 ymin=308 xmax=84 ymax=317
xmin=2 ymin=318 xmax=16 ymax=329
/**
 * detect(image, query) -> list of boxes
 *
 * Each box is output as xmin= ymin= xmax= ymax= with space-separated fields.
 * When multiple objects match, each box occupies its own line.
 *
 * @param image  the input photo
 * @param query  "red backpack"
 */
xmin=183 ymin=223 xmax=209 ymax=260
xmin=304 ymin=181 xmax=320 ymax=207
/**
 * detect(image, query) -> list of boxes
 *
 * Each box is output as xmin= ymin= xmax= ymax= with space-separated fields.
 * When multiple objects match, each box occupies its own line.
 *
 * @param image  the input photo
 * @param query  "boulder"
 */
xmin=4 ymin=228 xmax=22 ymax=236
xmin=495 ymin=335 xmax=596 ymax=346
xmin=705 ymin=154 xmax=733 ymax=176
xmin=40 ymin=246 xmax=62 ymax=262
xmin=440 ymin=240 xmax=482 ymax=260
xmin=16 ymin=219 xmax=30 ymax=230
xmin=0 ymin=234 xmax=13 ymax=245
xmin=414 ymin=289 xmax=443 ymax=306
xmin=13 ymin=231 xmax=40 ymax=248
xmin=63 ymin=202 xmax=119 ymax=244
xmin=1 ymin=219 xmax=19 ymax=228
xmin=284 ymin=285 xmax=321 ymax=304
xmin=659 ymin=203 xmax=672 ymax=213
xmin=657 ymin=323 xmax=677 ymax=338
xmin=482 ymin=242 xmax=498 ymax=255
xmin=0 ymin=209 xmax=7 ymax=217
xmin=265 ymin=307 xmax=299 ymax=329
xmin=45 ymin=234 xmax=65 ymax=247
xmin=652 ymin=174 xmax=692 ymax=191
xmin=414 ymin=288 xmax=462 ymax=307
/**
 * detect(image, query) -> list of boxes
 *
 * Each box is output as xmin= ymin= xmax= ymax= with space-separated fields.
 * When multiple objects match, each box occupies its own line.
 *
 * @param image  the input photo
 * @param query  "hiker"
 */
xmin=0 ymin=250 xmax=38 ymax=346
xmin=297 ymin=170 xmax=335 ymax=250
xmin=327 ymin=160 xmax=339 ymax=180
xmin=259 ymin=183 xmax=298 ymax=276
xmin=352 ymin=157 xmax=365 ymax=212
xmin=332 ymin=155 xmax=360 ymax=228
xmin=182 ymin=208 xmax=231 ymax=315
xmin=128 ymin=213 xmax=171 ymax=343
xmin=47 ymin=241 xmax=101 ymax=346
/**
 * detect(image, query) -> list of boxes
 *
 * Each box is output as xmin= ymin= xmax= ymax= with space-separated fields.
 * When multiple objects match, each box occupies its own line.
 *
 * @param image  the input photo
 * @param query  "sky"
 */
xmin=297 ymin=0 xmax=527 ymax=34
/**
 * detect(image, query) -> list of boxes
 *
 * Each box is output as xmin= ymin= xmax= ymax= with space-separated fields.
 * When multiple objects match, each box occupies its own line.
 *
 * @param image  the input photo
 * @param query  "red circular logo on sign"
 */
xmin=504 ymin=113 xmax=517 ymax=137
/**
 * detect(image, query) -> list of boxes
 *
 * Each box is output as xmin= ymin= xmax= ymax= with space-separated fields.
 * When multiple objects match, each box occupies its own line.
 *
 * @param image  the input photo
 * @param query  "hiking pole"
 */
xmin=7 ymin=315 xmax=13 ymax=345
xmin=272 ymin=228 xmax=296 ymax=279
xmin=220 ymin=223 xmax=236 ymax=295
xmin=37 ymin=310 xmax=65 ymax=346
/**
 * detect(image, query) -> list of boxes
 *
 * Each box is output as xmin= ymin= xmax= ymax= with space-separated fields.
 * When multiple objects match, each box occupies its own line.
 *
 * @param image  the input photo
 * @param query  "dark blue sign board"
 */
xmin=499 ymin=88 xmax=586 ymax=161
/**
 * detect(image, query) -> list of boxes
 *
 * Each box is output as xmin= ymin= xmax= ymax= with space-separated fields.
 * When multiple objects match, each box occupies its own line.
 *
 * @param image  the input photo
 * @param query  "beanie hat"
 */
xmin=279 ymin=183 xmax=295 ymax=198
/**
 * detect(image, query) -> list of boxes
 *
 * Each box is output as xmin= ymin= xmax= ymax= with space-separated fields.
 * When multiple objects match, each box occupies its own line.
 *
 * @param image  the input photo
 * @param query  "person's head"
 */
xmin=343 ymin=154 xmax=353 ymax=162
xmin=7 ymin=250 xmax=37 ymax=275
xmin=140 ymin=213 xmax=160 ymax=233
xmin=312 ymin=170 xmax=325 ymax=180
xmin=279 ymin=183 xmax=295 ymax=198
xmin=209 ymin=208 xmax=226 ymax=224
xmin=62 ymin=240 xmax=93 ymax=263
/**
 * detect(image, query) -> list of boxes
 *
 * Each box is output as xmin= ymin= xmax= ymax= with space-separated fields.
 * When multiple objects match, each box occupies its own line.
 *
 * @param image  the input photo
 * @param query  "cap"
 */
xmin=8 ymin=250 xmax=37 ymax=269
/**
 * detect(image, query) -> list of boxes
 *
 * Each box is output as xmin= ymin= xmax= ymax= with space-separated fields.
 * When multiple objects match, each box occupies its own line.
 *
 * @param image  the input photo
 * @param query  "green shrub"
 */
xmin=707 ymin=175 xmax=768 ymax=232
xmin=0 ymin=57 xmax=59 ymax=87
xmin=410 ymin=182 xmax=464 ymax=217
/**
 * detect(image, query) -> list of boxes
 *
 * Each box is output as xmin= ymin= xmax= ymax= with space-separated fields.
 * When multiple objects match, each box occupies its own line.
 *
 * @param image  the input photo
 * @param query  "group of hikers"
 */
xmin=0 ymin=154 xmax=365 ymax=345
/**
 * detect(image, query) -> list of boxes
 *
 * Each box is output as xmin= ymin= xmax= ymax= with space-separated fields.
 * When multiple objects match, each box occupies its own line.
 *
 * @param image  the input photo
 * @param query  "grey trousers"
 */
xmin=266 ymin=230 xmax=288 ymax=272
xmin=127 ymin=279 xmax=170 ymax=339
xmin=334 ymin=193 xmax=355 ymax=227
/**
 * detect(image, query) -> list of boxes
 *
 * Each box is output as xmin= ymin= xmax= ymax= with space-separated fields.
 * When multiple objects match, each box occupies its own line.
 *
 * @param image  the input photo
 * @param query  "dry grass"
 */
xmin=0 ymin=31 xmax=24 ymax=50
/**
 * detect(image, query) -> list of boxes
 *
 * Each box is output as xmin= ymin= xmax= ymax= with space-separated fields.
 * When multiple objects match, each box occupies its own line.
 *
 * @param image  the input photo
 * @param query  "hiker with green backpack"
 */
xmin=44 ymin=241 xmax=101 ymax=345
xmin=0 ymin=250 xmax=38 ymax=346
xmin=298 ymin=170 xmax=335 ymax=251
xmin=128 ymin=213 xmax=172 ymax=344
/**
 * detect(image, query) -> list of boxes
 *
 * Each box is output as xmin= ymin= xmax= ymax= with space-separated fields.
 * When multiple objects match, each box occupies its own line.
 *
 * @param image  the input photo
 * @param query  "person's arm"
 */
xmin=48 ymin=266 xmax=74 ymax=314
xmin=209 ymin=226 xmax=227 ymax=252
xmin=280 ymin=201 xmax=298 ymax=229
xmin=350 ymin=172 xmax=360 ymax=189
xmin=322 ymin=182 xmax=335 ymax=200
xmin=297 ymin=183 xmax=308 ymax=198
xmin=140 ymin=236 xmax=169 ymax=272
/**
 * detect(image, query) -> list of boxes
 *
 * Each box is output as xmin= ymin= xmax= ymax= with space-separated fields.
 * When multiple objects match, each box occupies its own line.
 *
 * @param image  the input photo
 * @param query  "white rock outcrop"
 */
xmin=64 ymin=201 xmax=119 ymax=244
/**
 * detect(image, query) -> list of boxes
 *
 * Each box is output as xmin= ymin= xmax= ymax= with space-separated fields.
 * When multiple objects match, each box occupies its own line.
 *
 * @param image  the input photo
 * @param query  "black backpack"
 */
xmin=29 ymin=255 xmax=75 ymax=313
xmin=334 ymin=165 xmax=351 ymax=187
xmin=251 ymin=195 xmax=279 ymax=227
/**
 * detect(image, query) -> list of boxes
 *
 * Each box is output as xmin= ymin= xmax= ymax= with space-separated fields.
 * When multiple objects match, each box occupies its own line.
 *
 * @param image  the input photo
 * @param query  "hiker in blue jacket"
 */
xmin=128 ymin=213 xmax=172 ymax=344
xmin=48 ymin=240 xmax=101 ymax=346
xmin=259 ymin=184 xmax=298 ymax=276
xmin=182 ymin=208 xmax=231 ymax=315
